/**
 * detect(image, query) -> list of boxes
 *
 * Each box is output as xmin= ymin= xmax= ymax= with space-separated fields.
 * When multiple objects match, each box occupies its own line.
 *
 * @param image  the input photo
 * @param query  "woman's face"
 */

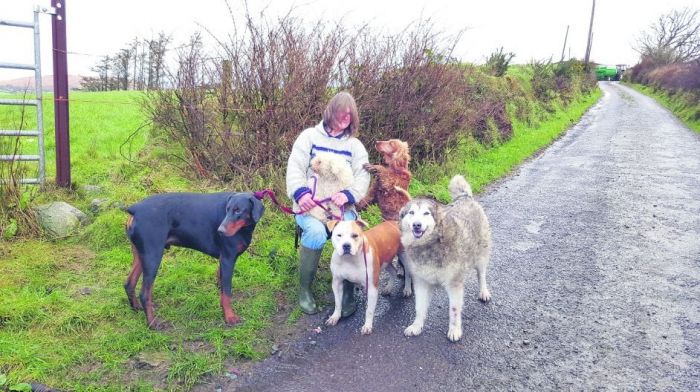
xmin=332 ymin=108 xmax=352 ymax=132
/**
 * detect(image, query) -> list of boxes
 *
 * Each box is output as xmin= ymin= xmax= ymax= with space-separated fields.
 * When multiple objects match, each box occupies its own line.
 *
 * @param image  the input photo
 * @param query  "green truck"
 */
xmin=596 ymin=65 xmax=626 ymax=81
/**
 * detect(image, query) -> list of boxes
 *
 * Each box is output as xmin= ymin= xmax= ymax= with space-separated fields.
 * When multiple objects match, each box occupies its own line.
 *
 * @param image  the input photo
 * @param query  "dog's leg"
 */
xmin=446 ymin=282 xmax=465 ymax=342
xmin=139 ymin=248 xmax=167 ymax=330
xmin=219 ymin=255 xmax=241 ymax=326
xmin=475 ymin=257 xmax=491 ymax=302
xmin=124 ymin=243 xmax=144 ymax=310
xmin=404 ymin=278 xmax=431 ymax=337
xmin=398 ymin=252 xmax=412 ymax=297
xmin=325 ymin=276 xmax=344 ymax=326
xmin=379 ymin=267 xmax=394 ymax=296
xmin=361 ymin=284 xmax=379 ymax=335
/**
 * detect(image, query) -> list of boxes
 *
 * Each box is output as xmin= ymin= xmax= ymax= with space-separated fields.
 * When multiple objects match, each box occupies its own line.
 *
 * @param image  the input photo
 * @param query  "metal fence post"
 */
xmin=52 ymin=0 xmax=71 ymax=187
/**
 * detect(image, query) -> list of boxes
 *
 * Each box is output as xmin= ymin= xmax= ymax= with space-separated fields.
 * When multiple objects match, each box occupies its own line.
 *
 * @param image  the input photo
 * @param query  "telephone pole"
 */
xmin=584 ymin=0 xmax=596 ymax=68
xmin=560 ymin=25 xmax=570 ymax=62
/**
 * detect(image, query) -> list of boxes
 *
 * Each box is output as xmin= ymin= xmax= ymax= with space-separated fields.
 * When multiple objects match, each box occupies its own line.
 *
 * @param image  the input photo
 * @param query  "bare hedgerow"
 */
xmin=342 ymin=22 xmax=476 ymax=161
xmin=144 ymin=11 xmax=345 ymax=182
xmin=144 ymin=6 xmax=592 ymax=184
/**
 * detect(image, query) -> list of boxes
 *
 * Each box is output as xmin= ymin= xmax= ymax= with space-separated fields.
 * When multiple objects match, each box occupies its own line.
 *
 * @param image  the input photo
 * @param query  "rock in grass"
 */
xmin=34 ymin=202 xmax=89 ymax=238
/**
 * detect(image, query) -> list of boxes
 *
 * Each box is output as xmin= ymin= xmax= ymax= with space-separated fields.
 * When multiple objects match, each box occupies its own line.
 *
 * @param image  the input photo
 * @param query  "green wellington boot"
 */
xmin=341 ymin=280 xmax=357 ymax=318
xmin=298 ymin=246 xmax=323 ymax=314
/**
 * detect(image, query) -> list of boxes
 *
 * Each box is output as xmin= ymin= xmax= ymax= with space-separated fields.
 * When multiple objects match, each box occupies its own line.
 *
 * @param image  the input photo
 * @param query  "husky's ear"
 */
xmin=399 ymin=203 xmax=410 ymax=220
xmin=326 ymin=219 xmax=340 ymax=233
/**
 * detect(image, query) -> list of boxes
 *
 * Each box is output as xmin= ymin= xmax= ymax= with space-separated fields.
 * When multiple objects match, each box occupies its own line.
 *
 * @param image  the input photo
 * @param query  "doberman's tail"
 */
xmin=125 ymin=214 xmax=136 ymax=237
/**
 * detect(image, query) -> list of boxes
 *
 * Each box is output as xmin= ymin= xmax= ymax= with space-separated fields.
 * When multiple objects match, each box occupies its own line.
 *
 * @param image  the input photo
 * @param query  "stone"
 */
xmin=34 ymin=201 xmax=89 ymax=238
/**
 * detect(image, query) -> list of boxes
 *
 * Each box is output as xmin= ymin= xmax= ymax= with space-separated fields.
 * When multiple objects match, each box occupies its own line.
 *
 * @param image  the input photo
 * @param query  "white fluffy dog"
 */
xmin=307 ymin=152 xmax=354 ymax=222
xmin=399 ymin=175 xmax=492 ymax=342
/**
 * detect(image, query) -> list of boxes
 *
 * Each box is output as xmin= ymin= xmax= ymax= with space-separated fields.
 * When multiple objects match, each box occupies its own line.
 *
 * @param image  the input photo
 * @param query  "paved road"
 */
xmin=231 ymin=82 xmax=700 ymax=391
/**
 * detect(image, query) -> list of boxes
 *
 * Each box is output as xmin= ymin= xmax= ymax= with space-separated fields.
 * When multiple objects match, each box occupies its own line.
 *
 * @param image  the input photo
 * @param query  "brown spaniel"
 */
xmin=358 ymin=139 xmax=412 ymax=221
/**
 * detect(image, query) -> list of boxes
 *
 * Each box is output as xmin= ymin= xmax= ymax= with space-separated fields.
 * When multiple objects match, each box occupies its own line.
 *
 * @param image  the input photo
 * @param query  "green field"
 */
xmin=0 ymin=86 xmax=600 ymax=390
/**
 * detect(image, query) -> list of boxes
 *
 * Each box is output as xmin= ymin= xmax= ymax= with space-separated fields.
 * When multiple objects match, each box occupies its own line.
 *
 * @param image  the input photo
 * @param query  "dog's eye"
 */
xmin=423 ymin=211 xmax=430 ymax=216
xmin=409 ymin=211 xmax=415 ymax=215
xmin=351 ymin=233 xmax=359 ymax=239
xmin=336 ymin=233 xmax=342 ymax=237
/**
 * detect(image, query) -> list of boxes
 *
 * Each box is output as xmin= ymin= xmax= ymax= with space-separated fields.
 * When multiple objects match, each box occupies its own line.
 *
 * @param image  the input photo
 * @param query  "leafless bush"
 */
xmin=624 ymin=57 xmax=658 ymax=84
xmin=343 ymin=23 xmax=481 ymax=159
xmin=144 ymin=6 xmax=592 ymax=184
xmin=635 ymin=8 xmax=700 ymax=65
xmin=645 ymin=61 xmax=700 ymax=91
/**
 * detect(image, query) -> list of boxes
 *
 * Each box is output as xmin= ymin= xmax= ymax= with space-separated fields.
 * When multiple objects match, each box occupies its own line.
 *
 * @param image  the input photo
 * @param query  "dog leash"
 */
xmin=362 ymin=238 xmax=369 ymax=297
xmin=254 ymin=189 xmax=345 ymax=221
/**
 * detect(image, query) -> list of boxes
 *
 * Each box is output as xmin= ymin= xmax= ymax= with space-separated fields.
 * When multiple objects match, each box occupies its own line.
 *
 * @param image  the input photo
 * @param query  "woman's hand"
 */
xmin=330 ymin=192 xmax=349 ymax=207
xmin=297 ymin=193 xmax=316 ymax=212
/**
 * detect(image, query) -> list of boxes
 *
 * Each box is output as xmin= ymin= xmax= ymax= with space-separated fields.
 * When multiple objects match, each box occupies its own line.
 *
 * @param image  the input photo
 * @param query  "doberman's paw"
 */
xmin=147 ymin=317 xmax=171 ymax=331
xmin=127 ymin=296 xmax=143 ymax=310
xmin=224 ymin=314 xmax=242 ymax=327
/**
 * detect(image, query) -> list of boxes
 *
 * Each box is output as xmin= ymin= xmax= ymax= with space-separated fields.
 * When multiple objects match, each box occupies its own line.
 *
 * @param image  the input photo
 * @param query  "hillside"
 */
xmin=0 ymin=74 xmax=85 ymax=92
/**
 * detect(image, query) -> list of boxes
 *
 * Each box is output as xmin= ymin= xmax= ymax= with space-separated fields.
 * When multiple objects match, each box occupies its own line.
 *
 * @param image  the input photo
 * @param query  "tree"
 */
xmin=635 ymin=8 xmax=700 ymax=64
xmin=146 ymin=32 xmax=172 ymax=90
xmin=114 ymin=48 xmax=133 ymax=90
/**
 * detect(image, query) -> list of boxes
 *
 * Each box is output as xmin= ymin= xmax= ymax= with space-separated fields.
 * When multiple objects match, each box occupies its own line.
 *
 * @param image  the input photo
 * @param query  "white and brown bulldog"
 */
xmin=325 ymin=219 xmax=405 ymax=334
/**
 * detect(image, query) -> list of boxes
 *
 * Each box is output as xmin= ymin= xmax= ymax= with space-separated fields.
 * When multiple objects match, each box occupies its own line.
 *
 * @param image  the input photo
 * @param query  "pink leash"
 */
xmin=254 ymin=177 xmax=345 ymax=221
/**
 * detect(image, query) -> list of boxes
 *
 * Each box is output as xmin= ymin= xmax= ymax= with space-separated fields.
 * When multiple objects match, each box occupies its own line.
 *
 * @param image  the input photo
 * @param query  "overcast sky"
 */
xmin=1 ymin=0 xmax=697 ymax=81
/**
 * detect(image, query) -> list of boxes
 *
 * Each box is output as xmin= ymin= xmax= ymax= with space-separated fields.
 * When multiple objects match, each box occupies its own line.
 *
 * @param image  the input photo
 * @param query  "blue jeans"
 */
xmin=295 ymin=210 xmax=358 ymax=250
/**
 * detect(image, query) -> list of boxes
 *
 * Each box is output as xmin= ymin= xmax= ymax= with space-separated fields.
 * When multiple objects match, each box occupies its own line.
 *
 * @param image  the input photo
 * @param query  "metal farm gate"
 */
xmin=0 ymin=7 xmax=46 ymax=185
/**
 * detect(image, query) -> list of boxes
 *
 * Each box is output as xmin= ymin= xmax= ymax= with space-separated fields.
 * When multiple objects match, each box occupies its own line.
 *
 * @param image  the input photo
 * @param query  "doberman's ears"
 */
xmin=249 ymin=195 xmax=265 ymax=223
xmin=326 ymin=219 xmax=340 ymax=233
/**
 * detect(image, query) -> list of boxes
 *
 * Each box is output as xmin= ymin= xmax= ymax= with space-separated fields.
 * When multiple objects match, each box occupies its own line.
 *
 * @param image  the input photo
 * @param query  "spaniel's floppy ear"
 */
xmin=326 ymin=219 xmax=340 ymax=233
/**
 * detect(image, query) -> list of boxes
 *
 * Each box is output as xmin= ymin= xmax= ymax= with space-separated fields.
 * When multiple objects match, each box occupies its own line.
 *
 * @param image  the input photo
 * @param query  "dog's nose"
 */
xmin=342 ymin=243 xmax=351 ymax=253
xmin=413 ymin=222 xmax=422 ymax=230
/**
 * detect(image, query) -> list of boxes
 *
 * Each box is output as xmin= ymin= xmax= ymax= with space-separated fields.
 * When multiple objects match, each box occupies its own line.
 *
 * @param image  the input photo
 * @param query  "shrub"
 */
xmin=143 ymin=10 xmax=596 ymax=184
xmin=485 ymin=47 xmax=515 ymax=77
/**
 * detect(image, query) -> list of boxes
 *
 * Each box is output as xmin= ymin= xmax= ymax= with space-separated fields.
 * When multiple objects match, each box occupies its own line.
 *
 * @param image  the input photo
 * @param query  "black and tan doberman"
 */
xmin=124 ymin=192 xmax=264 ymax=329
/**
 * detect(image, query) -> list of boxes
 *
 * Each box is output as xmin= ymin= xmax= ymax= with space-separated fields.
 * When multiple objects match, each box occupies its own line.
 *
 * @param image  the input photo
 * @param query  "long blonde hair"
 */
xmin=322 ymin=91 xmax=360 ymax=137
